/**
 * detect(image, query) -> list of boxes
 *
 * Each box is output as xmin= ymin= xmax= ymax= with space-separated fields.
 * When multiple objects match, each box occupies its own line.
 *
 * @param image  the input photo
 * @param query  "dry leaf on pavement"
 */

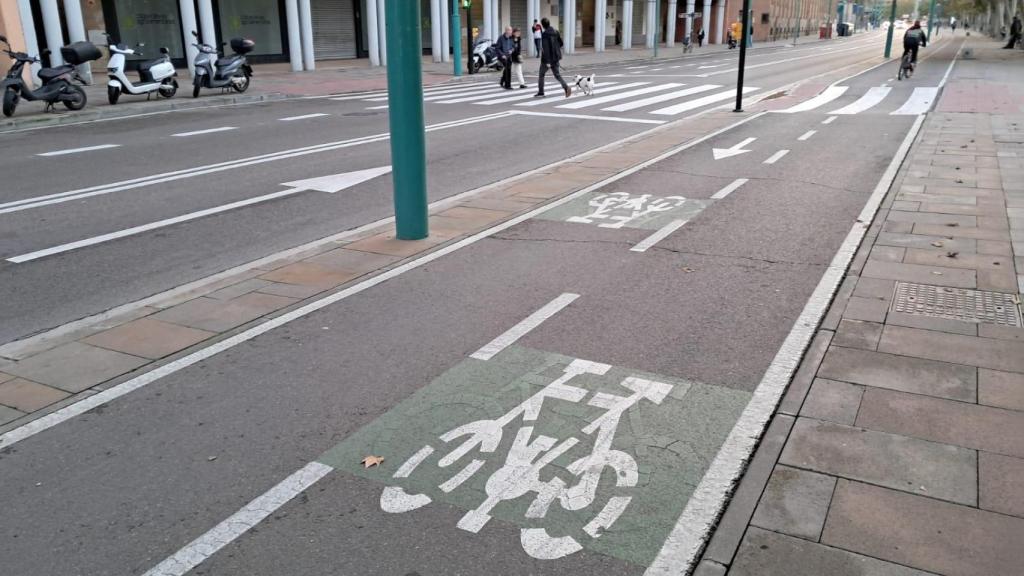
xmin=361 ymin=455 xmax=385 ymax=469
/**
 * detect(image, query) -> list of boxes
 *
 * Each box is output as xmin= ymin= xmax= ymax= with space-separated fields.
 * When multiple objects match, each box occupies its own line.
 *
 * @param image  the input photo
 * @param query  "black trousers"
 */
xmin=500 ymin=58 xmax=513 ymax=88
xmin=1005 ymin=33 xmax=1020 ymax=48
xmin=538 ymin=61 xmax=568 ymax=95
xmin=902 ymin=45 xmax=919 ymax=63
xmin=534 ymin=38 xmax=542 ymax=56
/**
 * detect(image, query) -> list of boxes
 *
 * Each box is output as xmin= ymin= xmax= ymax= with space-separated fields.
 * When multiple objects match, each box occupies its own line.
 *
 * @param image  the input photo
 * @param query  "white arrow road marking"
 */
xmin=171 ymin=126 xmax=237 ymax=137
xmin=7 ymin=166 xmax=392 ymax=263
xmin=712 ymin=137 xmax=756 ymax=160
xmin=37 ymin=144 xmax=120 ymax=157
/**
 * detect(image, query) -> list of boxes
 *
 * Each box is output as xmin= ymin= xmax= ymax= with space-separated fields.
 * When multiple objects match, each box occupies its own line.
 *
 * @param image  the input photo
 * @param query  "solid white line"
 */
xmin=602 ymin=84 xmax=720 ymax=112
xmin=644 ymin=112 xmax=928 ymax=576
xmin=557 ymin=83 xmax=684 ymax=110
xmin=470 ymin=293 xmax=579 ymax=360
xmin=171 ymin=126 xmax=237 ymax=137
xmin=0 ymin=110 xmax=765 ymax=451
xmin=763 ymin=149 xmax=790 ymax=164
xmin=510 ymin=111 xmax=665 ymax=125
xmin=37 ymin=144 xmax=120 ymax=157
xmin=279 ymin=113 xmax=329 ymax=121
xmin=630 ymin=219 xmax=688 ymax=253
xmin=516 ymin=82 xmax=652 ymax=107
xmin=650 ymin=88 xmax=758 ymax=115
xmin=8 ymin=188 xmax=305 ymax=263
xmin=141 ymin=462 xmax=332 ymax=576
xmin=829 ymin=86 xmax=891 ymax=114
xmin=777 ymin=85 xmax=848 ymax=113
xmin=890 ymin=87 xmax=939 ymax=115
xmin=797 ymin=130 xmax=817 ymax=141
xmin=0 ymin=112 xmax=513 ymax=215
xmin=822 ymin=116 xmax=837 ymax=124
xmin=710 ymin=178 xmax=748 ymax=199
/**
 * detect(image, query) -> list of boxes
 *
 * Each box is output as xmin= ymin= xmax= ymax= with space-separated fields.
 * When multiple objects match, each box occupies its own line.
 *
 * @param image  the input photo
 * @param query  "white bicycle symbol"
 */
xmin=380 ymin=359 xmax=673 ymax=560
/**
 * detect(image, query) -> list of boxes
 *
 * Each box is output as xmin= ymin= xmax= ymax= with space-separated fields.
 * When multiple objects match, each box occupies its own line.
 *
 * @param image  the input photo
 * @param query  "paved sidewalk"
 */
xmin=0 ymin=31 xmax=835 ymax=132
xmin=695 ymin=37 xmax=1024 ymax=576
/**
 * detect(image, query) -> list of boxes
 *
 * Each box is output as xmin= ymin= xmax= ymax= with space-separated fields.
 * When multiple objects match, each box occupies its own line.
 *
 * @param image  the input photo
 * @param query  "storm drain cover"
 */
xmin=891 ymin=282 xmax=1023 ymax=327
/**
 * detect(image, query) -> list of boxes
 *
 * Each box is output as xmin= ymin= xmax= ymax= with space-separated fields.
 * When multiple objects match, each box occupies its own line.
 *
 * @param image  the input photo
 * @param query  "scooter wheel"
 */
xmin=108 ymin=84 xmax=120 ymax=105
xmin=160 ymin=79 xmax=178 ymax=99
xmin=193 ymin=84 xmax=202 ymax=98
xmin=62 ymin=85 xmax=87 ymax=111
xmin=231 ymin=71 xmax=251 ymax=93
xmin=2 ymin=89 xmax=18 ymax=117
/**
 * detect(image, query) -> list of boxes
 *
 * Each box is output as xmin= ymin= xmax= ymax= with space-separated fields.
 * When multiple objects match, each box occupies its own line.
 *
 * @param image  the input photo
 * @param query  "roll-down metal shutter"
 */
xmin=511 ymin=0 xmax=527 ymax=29
xmin=312 ymin=0 xmax=357 ymax=59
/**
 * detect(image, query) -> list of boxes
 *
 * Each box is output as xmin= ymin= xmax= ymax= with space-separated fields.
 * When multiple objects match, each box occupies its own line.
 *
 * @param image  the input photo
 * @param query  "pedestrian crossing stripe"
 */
xmin=470 ymin=83 xmax=628 ymax=105
xmin=602 ymin=85 xmax=722 ymax=112
xmin=774 ymin=84 xmax=942 ymax=115
xmin=556 ymin=83 xmax=685 ymax=110
xmin=651 ymin=88 xmax=758 ymax=115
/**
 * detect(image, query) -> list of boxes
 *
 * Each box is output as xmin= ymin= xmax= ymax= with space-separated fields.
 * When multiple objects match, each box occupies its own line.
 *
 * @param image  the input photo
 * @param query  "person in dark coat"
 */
xmin=495 ymin=27 xmax=516 ymax=89
xmin=535 ymin=18 xmax=571 ymax=98
xmin=1005 ymin=14 xmax=1021 ymax=48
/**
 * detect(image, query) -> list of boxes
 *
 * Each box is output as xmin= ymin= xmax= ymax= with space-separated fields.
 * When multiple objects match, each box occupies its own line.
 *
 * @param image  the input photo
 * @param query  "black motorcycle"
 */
xmin=1 ymin=36 xmax=101 ymax=117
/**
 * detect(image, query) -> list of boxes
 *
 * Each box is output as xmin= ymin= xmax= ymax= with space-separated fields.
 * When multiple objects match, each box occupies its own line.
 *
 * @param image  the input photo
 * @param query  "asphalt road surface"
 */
xmin=0 ymin=32 xmax=891 ymax=344
xmin=0 ymin=31 xmax=960 ymax=576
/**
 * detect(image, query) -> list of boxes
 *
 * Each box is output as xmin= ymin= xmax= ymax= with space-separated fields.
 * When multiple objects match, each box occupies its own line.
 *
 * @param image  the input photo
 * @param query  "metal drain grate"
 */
xmin=891 ymin=282 xmax=1023 ymax=327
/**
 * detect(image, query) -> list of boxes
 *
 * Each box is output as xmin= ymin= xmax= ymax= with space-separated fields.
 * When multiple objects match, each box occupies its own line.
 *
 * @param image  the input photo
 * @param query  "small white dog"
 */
xmin=573 ymin=73 xmax=595 ymax=96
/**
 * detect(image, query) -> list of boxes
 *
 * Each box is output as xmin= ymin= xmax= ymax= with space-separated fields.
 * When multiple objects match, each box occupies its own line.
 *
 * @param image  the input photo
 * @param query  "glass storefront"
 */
xmin=217 ymin=0 xmax=283 ymax=56
xmin=108 ymin=0 xmax=184 ymax=60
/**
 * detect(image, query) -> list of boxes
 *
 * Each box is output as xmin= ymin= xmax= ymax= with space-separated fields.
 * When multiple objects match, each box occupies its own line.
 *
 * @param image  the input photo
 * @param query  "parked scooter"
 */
xmin=471 ymin=38 xmax=504 ymax=74
xmin=190 ymin=31 xmax=254 ymax=98
xmin=0 ymin=36 xmax=100 ymax=117
xmin=105 ymin=34 xmax=177 ymax=104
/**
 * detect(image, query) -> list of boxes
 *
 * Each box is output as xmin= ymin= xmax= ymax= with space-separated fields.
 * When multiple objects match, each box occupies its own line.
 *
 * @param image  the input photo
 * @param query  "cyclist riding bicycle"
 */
xmin=903 ymin=20 xmax=928 ymax=69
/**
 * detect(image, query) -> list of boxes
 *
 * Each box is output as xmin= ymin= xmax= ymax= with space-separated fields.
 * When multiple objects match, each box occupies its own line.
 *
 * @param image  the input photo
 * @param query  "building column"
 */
xmin=666 ymin=0 xmax=677 ymax=45
xmin=178 ymin=0 xmax=198 ymax=76
xmin=646 ymin=0 xmax=656 ymax=48
xmin=494 ymin=0 xmax=502 ymax=40
xmin=623 ymin=0 xmax=634 ymax=47
xmin=299 ymin=0 xmax=315 ymax=70
xmin=701 ymin=0 xmax=711 ymax=41
xmin=684 ymin=0 xmax=695 ymax=42
xmin=39 ymin=0 xmax=63 ymax=66
xmin=377 ymin=0 xmax=387 ymax=65
xmin=15 ymin=0 xmax=41 ymax=84
xmin=597 ymin=0 xmax=607 ymax=51
xmin=431 ymin=0 xmax=442 ymax=61
xmin=62 ymin=0 xmax=91 ymax=82
xmin=285 ymin=0 xmax=303 ymax=71
xmin=527 ymin=0 xmax=537 ymax=56
xmin=483 ymin=0 xmax=493 ymax=39
xmin=440 ymin=0 xmax=450 ymax=62
xmin=366 ymin=0 xmax=380 ymax=66
xmin=715 ymin=0 xmax=725 ymax=42
xmin=566 ymin=0 xmax=575 ymax=53
xmin=197 ymin=0 xmax=217 ymax=48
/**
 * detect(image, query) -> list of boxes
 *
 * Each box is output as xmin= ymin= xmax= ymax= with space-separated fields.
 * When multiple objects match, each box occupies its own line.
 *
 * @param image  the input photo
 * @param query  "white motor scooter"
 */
xmin=106 ymin=35 xmax=177 ymax=104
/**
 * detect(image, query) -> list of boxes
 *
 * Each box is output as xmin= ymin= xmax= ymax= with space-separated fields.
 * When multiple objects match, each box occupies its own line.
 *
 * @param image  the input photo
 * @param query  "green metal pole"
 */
xmin=826 ymin=0 xmax=834 ymax=37
xmin=883 ymin=0 xmax=897 ymax=57
xmin=654 ymin=0 xmax=660 ymax=57
xmin=386 ymin=0 xmax=429 ymax=240
xmin=927 ymin=0 xmax=938 ymax=36
xmin=452 ymin=0 xmax=462 ymax=76
xmin=794 ymin=0 xmax=802 ymax=43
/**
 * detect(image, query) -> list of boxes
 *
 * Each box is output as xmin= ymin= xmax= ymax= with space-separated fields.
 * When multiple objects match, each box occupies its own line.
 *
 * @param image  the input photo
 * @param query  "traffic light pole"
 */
xmin=734 ymin=0 xmax=752 ymax=111
xmin=467 ymin=4 xmax=475 ymax=73
xmin=884 ymin=0 xmax=897 ymax=57
xmin=452 ymin=0 xmax=462 ymax=76
xmin=927 ymin=0 xmax=938 ymax=36
xmin=385 ymin=0 xmax=429 ymax=240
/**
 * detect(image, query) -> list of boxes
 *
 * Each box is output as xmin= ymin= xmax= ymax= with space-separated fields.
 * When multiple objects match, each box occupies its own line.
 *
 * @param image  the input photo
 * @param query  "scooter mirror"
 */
xmin=0 ymin=35 xmax=7 ymax=43
xmin=191 ymin=30 xmax=198 ymax=37
xmin=41 ymin=48 xmax=50 ymax=56
xmin=160 ymin=47 xmax=169 ymax=54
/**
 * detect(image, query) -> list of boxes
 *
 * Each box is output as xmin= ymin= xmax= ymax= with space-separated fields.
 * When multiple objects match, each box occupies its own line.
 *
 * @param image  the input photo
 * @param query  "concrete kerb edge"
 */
xmin=643 ymin=109 xmax=928 ymax=576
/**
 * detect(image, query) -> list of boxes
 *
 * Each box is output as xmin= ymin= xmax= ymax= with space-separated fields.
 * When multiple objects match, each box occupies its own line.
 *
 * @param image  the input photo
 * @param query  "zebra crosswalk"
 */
xmin=774 ymin=84 xmax=942 ymax=115
xmin=337 ymin=80 xmax=761 ymax=119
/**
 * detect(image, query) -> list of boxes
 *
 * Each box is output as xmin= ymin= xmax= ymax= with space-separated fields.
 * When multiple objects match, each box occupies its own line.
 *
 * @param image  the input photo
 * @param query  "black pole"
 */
xmin=467 ymin=7 xmax=475 ymax=74
xmin=734 ymin=0 xmax=752 ymax=112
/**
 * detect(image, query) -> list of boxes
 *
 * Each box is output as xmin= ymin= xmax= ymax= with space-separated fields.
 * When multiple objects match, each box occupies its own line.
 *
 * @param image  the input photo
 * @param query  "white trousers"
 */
xmin=512 ymin=62 xmax=526 ymax=86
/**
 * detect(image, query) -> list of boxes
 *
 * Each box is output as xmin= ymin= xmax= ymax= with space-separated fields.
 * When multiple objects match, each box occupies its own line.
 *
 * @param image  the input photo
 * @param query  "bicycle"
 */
xmin=897 ymin=50 xmax=914 ymax=80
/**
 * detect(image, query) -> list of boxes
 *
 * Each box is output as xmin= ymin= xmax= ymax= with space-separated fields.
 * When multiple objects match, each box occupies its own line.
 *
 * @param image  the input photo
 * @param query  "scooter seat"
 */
xmin=136 ymin=57 xmax=164 ymax=72
xmin=37 ymin=65 xmax=74 ymax=82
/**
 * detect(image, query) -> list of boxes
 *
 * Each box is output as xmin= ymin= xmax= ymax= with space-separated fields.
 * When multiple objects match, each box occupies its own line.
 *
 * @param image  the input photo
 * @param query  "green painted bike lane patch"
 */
xmin=317 ymin=345 xmax=749 ymax=568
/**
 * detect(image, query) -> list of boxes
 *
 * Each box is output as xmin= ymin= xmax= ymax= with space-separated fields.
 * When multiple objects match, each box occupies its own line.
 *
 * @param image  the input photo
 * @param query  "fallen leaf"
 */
xmin=931 ymin=241 xmax=944 ymax=247
xmin=946 ymin=252 xmax=959 ymax=258
xmin=361 ymin=455 xmax=385 ymax=469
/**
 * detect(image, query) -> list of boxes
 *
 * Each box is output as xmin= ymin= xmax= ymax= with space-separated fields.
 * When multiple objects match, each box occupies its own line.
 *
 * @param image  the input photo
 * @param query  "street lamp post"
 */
xmin=452 ymin=0 xmax=463 ymax=76
xmin=734 ymin=0 xmax=752 ymax=111
xmin=927 ymin=0 xmax=938 ymax=36
xmin=385 ymin=0 xmax=429 ymax=240
xmin=884 ymin=0 xmax=897 ymax=57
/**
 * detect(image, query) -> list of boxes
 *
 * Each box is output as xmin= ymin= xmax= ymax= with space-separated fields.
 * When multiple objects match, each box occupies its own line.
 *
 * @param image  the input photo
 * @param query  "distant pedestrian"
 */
xmin=535 ymin=18 xmax=571 ymax=99
xmin=1005 ymin=14 xmax=1021 ymax=48
xmin=511 ymin=27 xmax=527 ymax=89
xmin=1001 ymin=24 xmax=1007 ymax=39
xmin=532 ymin=20 xmax=543 ymax=57
xmin=698 ymin=29 xmax=705 ymax=47
xmin=950 ymin=21 xmax=957 ymax=34
xmin=496 ymin=27 xmax=516 ymax=89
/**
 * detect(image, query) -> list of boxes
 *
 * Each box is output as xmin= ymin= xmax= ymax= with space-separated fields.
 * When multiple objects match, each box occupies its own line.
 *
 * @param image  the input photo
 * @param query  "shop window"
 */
xmin=218 ymin=0 xmax=283 ymax=55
